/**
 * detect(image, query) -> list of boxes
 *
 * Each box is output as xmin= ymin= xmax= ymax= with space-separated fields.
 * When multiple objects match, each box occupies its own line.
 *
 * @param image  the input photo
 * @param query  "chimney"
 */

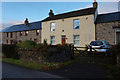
xmin=49 ymin=10 xmax=54 ymax=17
xmin=24 ymin=18 xmax=29 ymax=26
xmin=93 ymin=0 xmax=98 ymax=9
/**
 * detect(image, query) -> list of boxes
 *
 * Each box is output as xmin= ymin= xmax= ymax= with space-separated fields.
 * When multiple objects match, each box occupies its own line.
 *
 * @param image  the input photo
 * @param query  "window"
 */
xmin=50 ymin=23 xmax=55 ymax=31
xmin=73 ymin=35 xmax=79 ymax=46
xmin=7 ymin=32 xmax=9 ymax=37
xmin=30 ymin=38 xmax=32 ymax=40
xmin=50 ymin=36 xmax=55 ymax=45
xmin=104 ymin=41 xmax=110 ymax=45
xmin=20 ymin=31 xmax=22 ymax=36
xmin=10 ymin=40 xmax=13 ymax=44
xmin=25 ymin=31 xmax=28 ymax=36
xmin=10 ymin=32 xmax=13 ymax=38
xmin=36 ymin=30 xmax=39 ymax=35
xmin=6 ymin=40 xmax=8 ymax=44
xmin=73 ymin=19 xmax=80 ymax=29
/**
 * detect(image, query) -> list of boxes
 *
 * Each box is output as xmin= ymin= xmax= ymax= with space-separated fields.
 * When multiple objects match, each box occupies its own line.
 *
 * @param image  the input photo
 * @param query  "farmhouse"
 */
xmin=41 ymin=1 xmax=98 ymax=47
xmin=1 ymin=1 xmax=120 ymax=47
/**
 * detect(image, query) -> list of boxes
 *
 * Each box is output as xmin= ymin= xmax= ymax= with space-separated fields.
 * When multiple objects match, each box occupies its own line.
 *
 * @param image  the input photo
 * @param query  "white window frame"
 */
xmin=37 ymin=30 xmax=39 ymax=32
xmin=73 ymin=35 xmax=79 ymax=46
xmin=50 ymin=22 xmax=55 ymax=32
xmin=50 ymin=36 xmax=55 ymax=45
xmin=25 ymin=31 xmax=28 ymax=36
xmin=115 ymin=29 xmax=120 ymax=44
xmin=73 ymin=19 xmax=80 ymax=29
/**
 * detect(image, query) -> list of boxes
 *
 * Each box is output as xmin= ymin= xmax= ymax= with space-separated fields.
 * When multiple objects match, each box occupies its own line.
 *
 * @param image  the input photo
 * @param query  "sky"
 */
xmin=0 ymin=1 xmax=119 ymax=30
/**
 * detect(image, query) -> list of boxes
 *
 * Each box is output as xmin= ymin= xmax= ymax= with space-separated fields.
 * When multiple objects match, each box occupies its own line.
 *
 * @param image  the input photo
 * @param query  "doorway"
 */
xmin=61 ymin=35 xmax=66 ymax=45
xmin=116 ymin=32 xmax=120 ymax=44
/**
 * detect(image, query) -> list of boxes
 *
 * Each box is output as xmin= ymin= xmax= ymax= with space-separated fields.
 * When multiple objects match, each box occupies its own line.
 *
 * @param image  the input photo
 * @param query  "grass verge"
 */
xmin=74 ymin=54 xmax=120 ymax=79
xmin=2 ymin=58 xmax=74 ymax=71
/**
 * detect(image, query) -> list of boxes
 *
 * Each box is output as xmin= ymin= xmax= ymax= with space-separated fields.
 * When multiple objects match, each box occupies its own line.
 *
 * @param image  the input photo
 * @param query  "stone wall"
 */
xmin=17 ymin=45 xmax=73 ymax=63
xmin=96 ymin=21 xmax=119 ymax=45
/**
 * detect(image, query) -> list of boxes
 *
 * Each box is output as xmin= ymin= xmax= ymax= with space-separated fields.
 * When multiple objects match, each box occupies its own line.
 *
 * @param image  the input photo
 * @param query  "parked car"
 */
xmin=87 ymin=40 xmax=110 ymax=52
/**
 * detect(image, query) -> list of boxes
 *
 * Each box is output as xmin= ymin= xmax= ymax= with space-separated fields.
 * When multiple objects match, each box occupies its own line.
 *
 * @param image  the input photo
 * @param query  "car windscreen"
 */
xmin=104 ymin=41 xmax=110 ymax=45
xmin=90 ymin=41 xmax=103 ymax=46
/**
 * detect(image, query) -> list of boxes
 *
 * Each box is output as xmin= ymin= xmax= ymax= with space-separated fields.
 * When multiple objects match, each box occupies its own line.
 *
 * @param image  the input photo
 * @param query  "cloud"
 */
xmin=1 ymin=20 xmax=33 ymax=31
xmin=98 ymin=2 xmax=118 ymax=14
xmin=0 ymin=20 xmax=23 ymax=31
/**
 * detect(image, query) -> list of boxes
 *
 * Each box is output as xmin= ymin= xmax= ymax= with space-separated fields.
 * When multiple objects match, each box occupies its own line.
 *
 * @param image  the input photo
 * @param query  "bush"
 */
xmin=17 ymin=40 xmax=37 ymax=48
xmin=84 ymin=44 xmax=89 ymax=51
xmin=2 ymin=44 xmax=19 ymax=59
xmin=110 ymin=42 xmax=120 ymax=64
xmin=56 ymin=44 xmax=69 ymax=51
xmin=111 ymin=43 xmax=120 ymax=55
xmin=34 ymin=43 xmax=48 ymax=52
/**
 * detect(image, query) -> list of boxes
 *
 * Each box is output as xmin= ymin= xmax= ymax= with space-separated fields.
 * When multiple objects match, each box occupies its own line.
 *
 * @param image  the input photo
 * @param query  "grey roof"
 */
xmin=42 ymin=7 xmax=96 ymax=22
xmin=96 ymin=11 xmax=120 ymax=23
xmin=2 ymin=21 xmax=41 ymax=32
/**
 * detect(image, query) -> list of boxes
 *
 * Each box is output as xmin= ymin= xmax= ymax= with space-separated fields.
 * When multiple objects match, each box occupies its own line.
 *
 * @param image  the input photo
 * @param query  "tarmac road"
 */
xmin=2 ymin=62 xmax=63 ymax=79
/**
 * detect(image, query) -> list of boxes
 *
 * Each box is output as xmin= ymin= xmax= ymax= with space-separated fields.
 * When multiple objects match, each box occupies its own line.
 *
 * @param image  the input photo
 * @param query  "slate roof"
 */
xmin=96 ymin=11 xmax=120 ymax=23
xmin=2 ymin=21 xmax=41 ymax=32
xmin=42 ymin=7 xmax=96 ymax=22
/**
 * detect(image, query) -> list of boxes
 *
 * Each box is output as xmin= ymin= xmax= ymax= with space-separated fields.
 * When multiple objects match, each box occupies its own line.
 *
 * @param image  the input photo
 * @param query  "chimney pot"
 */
xmin=93 ymin=0 xmax=98 ymax=9
xmin=49 ymin=9 xmax=54 ymax=17
xmin=24 ymin=18 xmax=29 ymax=26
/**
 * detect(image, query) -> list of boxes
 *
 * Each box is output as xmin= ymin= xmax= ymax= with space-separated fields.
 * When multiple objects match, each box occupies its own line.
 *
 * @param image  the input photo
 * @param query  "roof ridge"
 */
xmin=42 ymin=7 xmax=96 ymax=22
xmin=53 ymin=7 xmax=94 ymax=16
xmin=98 ymin=11 xmax=120 ymax=16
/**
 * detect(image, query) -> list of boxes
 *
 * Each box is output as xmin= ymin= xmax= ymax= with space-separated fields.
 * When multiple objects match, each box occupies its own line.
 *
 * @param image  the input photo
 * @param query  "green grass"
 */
xmin=2 ymin=58 xmax=44 ymax=70
xmin=74 ymin=53 xmax=120 ymax=79
xmin=2 ymin=58 xmax=74 ymax=71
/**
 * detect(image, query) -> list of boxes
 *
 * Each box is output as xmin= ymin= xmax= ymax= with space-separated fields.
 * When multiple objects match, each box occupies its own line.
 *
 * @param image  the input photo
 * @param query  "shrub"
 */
xmin=2 ymin=44 xmax=19 ymax=59
xmin=17 ymin=40 xmax=37 ymax=48
xmin=43 ymin=39 xmax=48 ymax=45
xmin=84 ymin=44 xmax=89 ymax=51
xmin=111 ymin=42 xmax=120 ymax=64
xmin=111 ymin=43 xmax=120 ymax=55
xmin=56 ymin=44 xmax=69 ymax=51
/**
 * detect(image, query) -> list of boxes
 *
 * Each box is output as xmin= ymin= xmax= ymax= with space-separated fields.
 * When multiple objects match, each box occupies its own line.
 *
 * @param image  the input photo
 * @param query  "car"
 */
xmin=87 ymin=40 xmax=110 ymax=52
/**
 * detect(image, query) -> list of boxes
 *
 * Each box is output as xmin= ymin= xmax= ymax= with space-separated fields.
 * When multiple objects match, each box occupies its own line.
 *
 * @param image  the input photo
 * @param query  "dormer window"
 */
xmin=50 ymin=22 xmax=55 ymax=32
xmin=73 ymin=19 xmax=80 ymax=29
xmin=25 ymin=31 xmax=28 ymax=36
xmin=36 ymin=30 xmax=39 ymax=35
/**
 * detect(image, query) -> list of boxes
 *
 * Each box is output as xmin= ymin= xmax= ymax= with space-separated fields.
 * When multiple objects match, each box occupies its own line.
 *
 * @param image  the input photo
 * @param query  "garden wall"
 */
xmin=116 ymin=54 xmax=120 ymax=69
xmin=17 ymin=45 xmax=73 ymax=63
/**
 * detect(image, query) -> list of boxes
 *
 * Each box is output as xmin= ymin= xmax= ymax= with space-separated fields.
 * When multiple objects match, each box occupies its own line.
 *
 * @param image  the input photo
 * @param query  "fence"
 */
xmin=73 ymin=45 xmax=111 ymax=55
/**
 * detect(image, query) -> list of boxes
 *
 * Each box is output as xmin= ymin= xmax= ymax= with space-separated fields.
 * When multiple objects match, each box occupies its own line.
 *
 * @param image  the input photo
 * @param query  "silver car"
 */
xmin=88 ymin=40 xmax=110 ymax=52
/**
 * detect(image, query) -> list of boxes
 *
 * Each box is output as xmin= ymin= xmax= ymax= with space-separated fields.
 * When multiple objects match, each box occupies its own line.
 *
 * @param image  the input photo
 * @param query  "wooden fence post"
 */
xmin=69 ymin=44 xmax=74 ymax=60
xmin=90 ymin=46 xmax=92 ymax=53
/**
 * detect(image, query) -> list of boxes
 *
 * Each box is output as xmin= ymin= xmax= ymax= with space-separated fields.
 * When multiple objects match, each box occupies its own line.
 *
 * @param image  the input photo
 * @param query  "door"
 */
xmin=116 ymin=32 xmax=120 ymax=44
xmin=61 ymin=35 xmax=66 ymax=45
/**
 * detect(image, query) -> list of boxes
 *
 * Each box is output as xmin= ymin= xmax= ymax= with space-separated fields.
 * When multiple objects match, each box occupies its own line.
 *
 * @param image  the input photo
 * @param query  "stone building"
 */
xmin=41 ymin=1 xmax=98 ymax=47
xmin=1 ymin=1 xmax=120 ymax=46
xmin=96 ymin=12 xmax=120 ymax=45
xmin=41 ymin=1 xmax=120 ymax=47
xmin=2 ymin=18 xmax=41 ymax=44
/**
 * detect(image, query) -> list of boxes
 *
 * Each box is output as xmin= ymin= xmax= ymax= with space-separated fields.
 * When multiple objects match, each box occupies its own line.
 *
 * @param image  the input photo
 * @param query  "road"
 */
xmin=46 ymin=63 xmax=107 ymax=78
xmin=2 ymin=62 xmax=63 ymax=79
